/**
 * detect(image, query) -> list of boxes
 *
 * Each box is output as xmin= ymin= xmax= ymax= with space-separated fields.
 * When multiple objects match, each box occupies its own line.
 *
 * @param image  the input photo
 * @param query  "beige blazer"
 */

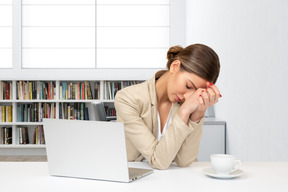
xmin=114 ymin=71 xmax=204 ymax=170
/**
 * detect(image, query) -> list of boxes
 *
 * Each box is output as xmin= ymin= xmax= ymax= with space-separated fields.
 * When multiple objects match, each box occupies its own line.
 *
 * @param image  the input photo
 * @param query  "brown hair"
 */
xmin=167 ymin=44 xmax=220 ymax=84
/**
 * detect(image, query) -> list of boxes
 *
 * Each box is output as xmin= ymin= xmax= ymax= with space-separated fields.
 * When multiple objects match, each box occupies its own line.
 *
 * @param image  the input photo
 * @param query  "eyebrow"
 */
xmin=188 ymin=79 xmax=198 ymax=90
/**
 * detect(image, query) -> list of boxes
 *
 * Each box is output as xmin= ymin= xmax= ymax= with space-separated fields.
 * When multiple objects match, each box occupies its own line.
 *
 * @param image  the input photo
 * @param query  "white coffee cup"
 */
xmin=210 ymin=154 xmax=242 ymax=175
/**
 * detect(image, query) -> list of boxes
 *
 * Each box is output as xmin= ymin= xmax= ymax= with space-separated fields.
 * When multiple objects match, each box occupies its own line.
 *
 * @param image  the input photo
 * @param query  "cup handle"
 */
xmin=231 ymin=160 xmax=242 ymax=173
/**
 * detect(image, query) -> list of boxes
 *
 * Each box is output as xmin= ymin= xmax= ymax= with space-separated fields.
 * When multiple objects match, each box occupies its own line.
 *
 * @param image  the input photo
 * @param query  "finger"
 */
xmin=206 ymin=88 xmax=216 ymax=103
xmin=200 ymin=90 xmax=210 ymax=106
xmin=188 ymin=88 xmax=205 ymax=101
xmin=199 ymin=94 xmax=204 ymax=104
xmin=197 ymin=88 xmax=205 ymax=95
xmin=207 ymin=82 xmax=222 ymax=98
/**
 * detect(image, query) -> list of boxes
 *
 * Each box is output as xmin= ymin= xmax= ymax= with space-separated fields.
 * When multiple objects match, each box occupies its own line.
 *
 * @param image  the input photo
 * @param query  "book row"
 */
xmin=0 ymin=81 xmax=12 ymax=100
xmin=17 ymin=103 xmax=56 ymax=122
xmin=1 ymin=80 xmax=142 ymax=101
xmin=59 ymin=102 xmax=89 ymax=120
xmin=32 ymin=125 xmax=45 ymax=144
xmin=103 ymin=81 xmax=142 ymax=100
xmin=17 ymin=81 xmax=56 ymax=100
xmin=1 ymin=127 xmax=12 ymax=144
xmin=1 ymin=103 xmax=117 ymax=123
xmin=60 ymin=81 xmax=100 ymax=100
xmin=0 ymin=126 xmax=45 ymax=145
xmin=0 ymin=105 xmax=12 ymax=122
xmin=0 ymin=103 xmax=116 ymax=122
xmin=105 ymin=106 xmax=116 ymax=118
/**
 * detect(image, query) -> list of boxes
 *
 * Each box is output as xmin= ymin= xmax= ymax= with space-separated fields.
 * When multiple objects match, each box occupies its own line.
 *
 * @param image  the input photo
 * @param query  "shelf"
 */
xmin=58 ymin=100 xmax=100 ymax=103
xmin=0 ymin=144 xmax=46 ymax=149
xmin=106 ymin=116 xmax=117 ymax=121
xmin=13 ymin=122 xmax=44 ymax=126
xmin=14 ymin=100 xmax=57 ymax=103
xmin=0 ymin=122 xmax=14 ymax=126
xmin=0 ymin=79 xmax=138 ymax=156
xmin=1 ymin=100 xmax=104 ymax=103
xmin=0 ymin=100 xmax=13 ymax=103
xmin=101 ymin=100 xmax=114 ymax=103
xmin=3 ymin=100 xmax=102 ymax=103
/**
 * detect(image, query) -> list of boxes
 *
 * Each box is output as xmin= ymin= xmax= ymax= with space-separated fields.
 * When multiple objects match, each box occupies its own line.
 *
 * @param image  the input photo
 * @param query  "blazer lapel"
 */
xmin=147 ymin=76 xmax=158 ymax=137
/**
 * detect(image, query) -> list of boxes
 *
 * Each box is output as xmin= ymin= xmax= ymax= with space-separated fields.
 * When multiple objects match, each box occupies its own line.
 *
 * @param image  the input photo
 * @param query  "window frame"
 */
xmin=1 ymin=0 xmax=186 ymax=80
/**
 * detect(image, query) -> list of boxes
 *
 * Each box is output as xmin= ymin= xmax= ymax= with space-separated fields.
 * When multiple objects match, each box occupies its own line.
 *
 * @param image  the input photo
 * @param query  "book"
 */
xmin=2 ymin=106 xmax=6 ymax=122
xmin=77 ymin=82 xmax=80 ymax=99
xmin=1 ymin=127 xmax=5 ymax=144
xmin=94 ymin=82 xmax=100 ymax=100
xmin=0 ymin=81 xmax=3 ymax=100
xmin=108 ymin=82 xmax=112 ymax=100
xmin=5 ymin=82 xmax=10 ymax=100
xmin=0 ymin=107 xmax=2 ymax=122
xmin=8 ymin=106 xmax=12 ymax=122
xmin=72 ymin=84 xmax=76 ymax=99
xmin=87 ymin=81 xmax=92 ymax=99
xmin=80 ymin=103 xmax=84 ymax=120
xmin=48 ymin=82 xmax=51 ymax=100
xmin=84 ymin=107 xmax=89 ymax=120
xmin=18 ymin=127 xmax=29 ymax=144
xmin=70 ymin=105 xmax=74 ymax=120
xmin=81 ymin=82 xmax=85 ymax=100
xmin=6 ymin=106 xmax=8 ymax=122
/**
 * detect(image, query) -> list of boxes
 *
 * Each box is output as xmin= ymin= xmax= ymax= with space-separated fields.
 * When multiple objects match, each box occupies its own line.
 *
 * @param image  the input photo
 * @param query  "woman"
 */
xmin=114 ymin=44 xmax=221 ymax=170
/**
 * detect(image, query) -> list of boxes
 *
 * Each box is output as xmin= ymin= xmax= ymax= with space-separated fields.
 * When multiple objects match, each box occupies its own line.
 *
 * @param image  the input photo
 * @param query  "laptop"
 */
xmin=43 ymin=119 xmax=153 ymax=182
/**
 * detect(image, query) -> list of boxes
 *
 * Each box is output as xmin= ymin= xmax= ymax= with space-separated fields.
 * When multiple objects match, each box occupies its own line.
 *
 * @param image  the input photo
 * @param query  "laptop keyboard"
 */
xmin=128 ymin=167 xmax=152 ymax=180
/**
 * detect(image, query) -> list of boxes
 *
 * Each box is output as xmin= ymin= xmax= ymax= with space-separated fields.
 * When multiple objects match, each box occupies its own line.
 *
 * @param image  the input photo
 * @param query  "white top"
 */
xmin=157 ymin=107 xmax=172 ymax=141
xmin=1 ymin=162 xmax=288 ymax=192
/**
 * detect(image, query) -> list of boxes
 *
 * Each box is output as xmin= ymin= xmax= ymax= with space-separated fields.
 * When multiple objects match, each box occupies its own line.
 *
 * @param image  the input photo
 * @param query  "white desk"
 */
xmin=1 ymin=162 xmax=287 ymax=192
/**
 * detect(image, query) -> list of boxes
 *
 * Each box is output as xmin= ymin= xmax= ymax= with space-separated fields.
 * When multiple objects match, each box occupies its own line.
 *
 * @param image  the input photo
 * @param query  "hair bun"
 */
xmin=167 ymin=45 xmax=183 ymax=60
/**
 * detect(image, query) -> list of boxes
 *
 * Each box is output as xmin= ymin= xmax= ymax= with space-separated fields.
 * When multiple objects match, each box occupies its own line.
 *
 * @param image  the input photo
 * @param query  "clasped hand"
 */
xmin=178 ymin=82 xmax=222 ymax=123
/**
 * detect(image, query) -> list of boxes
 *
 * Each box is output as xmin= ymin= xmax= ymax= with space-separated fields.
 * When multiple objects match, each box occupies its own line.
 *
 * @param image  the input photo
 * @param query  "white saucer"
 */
xmin=202 ymin=167 xmax=244 ymax=179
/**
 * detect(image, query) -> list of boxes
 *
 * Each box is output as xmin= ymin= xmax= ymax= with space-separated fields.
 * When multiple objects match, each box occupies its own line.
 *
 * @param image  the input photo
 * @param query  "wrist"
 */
xmin=190 ymin=111 xmax=205 ymax=122
xmin=177 ymin=107 xmax=191 ymax=124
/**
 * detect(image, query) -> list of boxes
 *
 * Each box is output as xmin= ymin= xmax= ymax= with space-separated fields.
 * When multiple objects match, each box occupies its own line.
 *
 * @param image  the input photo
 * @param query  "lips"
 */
xmin=176 ymin=95 xmax=181 ymax=102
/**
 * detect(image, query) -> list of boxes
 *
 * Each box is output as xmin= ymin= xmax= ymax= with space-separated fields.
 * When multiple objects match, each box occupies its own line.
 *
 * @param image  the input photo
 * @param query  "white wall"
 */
xmin=186 ymin=0 xmax=288 ymax=161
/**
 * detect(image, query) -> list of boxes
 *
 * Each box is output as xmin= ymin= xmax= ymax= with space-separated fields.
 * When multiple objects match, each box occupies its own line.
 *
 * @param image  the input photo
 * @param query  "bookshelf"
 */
xmin=0 ymin=80 xmax=141 ymax=156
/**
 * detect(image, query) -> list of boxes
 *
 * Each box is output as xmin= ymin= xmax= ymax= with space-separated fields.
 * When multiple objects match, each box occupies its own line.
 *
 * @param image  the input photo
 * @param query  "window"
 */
xmin=1 ymin=0 xmax=186 ymax=79
xmin=21 ymin=0 xmax=169 ymax=69
xmin=0 ymin=0 xmax=12 ymax=68
xmin=96 ymin=0 xmax=170 ymax=68
xmin=22 ymin=0 xmax=96 ymax=68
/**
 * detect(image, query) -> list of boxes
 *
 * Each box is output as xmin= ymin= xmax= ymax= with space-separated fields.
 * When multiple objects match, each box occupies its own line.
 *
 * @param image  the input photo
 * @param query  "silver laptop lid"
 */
xmin=43 ymin=119 xmax=130 ymax=182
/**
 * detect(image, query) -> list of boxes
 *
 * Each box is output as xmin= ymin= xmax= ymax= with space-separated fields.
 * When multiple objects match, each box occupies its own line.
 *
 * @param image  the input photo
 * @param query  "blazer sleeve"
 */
xmin=115 ymin=90 xmax=202 ymax=170
xmin=173 ymin=118 xmax=204 ymax=167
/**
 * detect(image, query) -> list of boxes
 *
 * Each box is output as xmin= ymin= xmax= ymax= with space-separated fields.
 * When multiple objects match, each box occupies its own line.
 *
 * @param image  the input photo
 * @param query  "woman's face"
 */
xmin=167 ymin=62 xmax=207 ymax=103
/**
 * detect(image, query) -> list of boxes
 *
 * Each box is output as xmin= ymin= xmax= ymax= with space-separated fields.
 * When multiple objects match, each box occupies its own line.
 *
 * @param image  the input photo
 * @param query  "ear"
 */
xmin=169 ymin=60 xmax=181 ymax=73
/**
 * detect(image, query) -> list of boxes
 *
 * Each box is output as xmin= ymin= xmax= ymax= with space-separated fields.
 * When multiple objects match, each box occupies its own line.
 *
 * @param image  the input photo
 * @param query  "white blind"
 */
xmin=21 ymin=0 xmax=169 ymax=69
xmin=96 ymin=0 xmax=170 ymax=68
xmin=22 ymin=0 xmax=96 ymax=68
xmin=0 ymin=0 xmax=12 ymax=68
